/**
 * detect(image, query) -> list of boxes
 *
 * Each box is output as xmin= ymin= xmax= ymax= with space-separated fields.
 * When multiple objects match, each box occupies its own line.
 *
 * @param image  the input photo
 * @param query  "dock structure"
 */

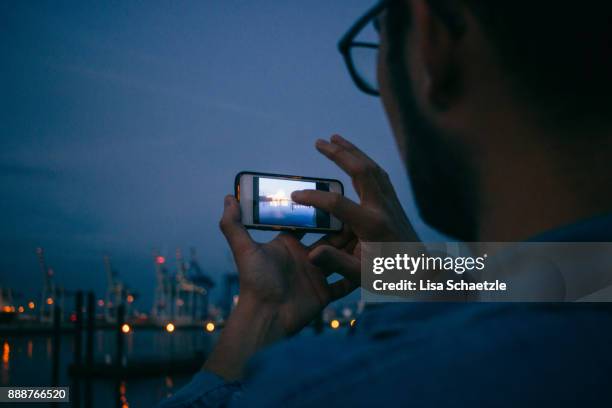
xmin=37 ymin=247 xmax=63 ymax=324
xmin=151 ymin=247 xmax=214 ymax=325
xmin=103 ymin=255 xmax=135 ymax=323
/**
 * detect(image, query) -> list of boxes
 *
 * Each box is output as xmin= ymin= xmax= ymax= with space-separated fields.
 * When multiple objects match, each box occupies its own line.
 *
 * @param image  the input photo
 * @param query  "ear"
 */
xmin=411 ymin=0 xmax=465 ymax=112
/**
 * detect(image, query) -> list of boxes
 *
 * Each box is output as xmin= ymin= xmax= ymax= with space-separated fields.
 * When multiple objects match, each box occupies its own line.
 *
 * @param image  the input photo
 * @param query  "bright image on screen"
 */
xmin=257 ymin=178 xmax=317 ymax=227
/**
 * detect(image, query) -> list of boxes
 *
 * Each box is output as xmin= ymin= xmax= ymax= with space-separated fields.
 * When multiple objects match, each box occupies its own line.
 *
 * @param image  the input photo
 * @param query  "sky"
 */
xmin=258 ymin=178 xmax=315 ymax=199
xmin=0 ymin=1 xmax=444 ymax=309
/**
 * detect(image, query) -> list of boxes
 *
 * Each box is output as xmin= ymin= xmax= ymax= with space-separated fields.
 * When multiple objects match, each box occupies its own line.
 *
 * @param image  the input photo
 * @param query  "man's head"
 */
xmin=377 ymin=0 xmax=612 ymax=240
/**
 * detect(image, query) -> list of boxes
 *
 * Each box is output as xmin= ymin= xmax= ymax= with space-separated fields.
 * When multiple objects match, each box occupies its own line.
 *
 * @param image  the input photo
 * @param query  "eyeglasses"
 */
xmin=338 ymin=1 xmax=388 ymax=96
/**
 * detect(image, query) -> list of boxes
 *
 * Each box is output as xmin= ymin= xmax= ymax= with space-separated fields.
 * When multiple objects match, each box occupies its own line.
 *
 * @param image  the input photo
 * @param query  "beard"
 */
xmin=403 ymin=107 xmax=479 ymax=241
xmin=384 ymin=38 xmax=479 ymax=241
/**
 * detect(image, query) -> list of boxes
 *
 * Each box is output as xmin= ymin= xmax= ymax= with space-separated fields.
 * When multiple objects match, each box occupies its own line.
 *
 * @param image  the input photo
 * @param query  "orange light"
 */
xmin=165 ymin=376 xmax=174 ymax=388
xmin=121 ymin=324 xmax=131 ymax=334
xmin=28 ymin=301 xmax=35 ymax=309
xmin=350 ymin=319 xmax=357 ymax=327
xmin=2 ymin=342 xmax=9 ymax=365
xmin=2 ymin=306 xmax=11 ymax=313
xmin=205 ymin=322 xmax=215 ymax=332
xmin=156 ymin=256 xmax=166 ymax=264
xmin=46 ymin=297 xmax=54 ymax=305
xmin=330 ymin=319 xmax=340 ymax=329
xmin=18 ymin=306 xmax=24 ymax=313
xmin=126 ymin=295 xmax=134 ymax=303
xmin=165 ymin=323 xmax=175 ymax=333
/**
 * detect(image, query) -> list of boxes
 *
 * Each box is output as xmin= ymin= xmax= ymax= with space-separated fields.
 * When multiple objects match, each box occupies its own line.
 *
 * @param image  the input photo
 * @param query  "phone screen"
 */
xmin=253 ymin=176 xmax=330 ymax=228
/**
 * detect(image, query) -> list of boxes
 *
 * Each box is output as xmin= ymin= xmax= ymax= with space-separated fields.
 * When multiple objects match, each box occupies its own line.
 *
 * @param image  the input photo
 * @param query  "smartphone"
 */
xmin=235 ymin=171 xmax=343 ymax=232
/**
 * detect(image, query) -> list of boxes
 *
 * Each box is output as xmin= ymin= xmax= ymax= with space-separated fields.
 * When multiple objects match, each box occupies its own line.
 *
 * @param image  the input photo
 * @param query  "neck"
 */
xmin=476 ymin=126 xmax=612 ymax=241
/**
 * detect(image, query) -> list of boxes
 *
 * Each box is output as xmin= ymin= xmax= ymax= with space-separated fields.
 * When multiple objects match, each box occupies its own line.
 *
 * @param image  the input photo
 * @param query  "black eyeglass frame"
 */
xmin=338 ymin=1 xmax=389 ymax=96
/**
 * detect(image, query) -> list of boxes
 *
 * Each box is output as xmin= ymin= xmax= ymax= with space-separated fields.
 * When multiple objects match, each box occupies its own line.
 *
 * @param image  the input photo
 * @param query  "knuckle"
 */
xmin=318 ymin=245 xmax=333 ymax=258
xmin=329 ymin=192 xmax=344 ymax=210
xmin=352 ymin=162 xmax=376 ymax=177
xmin=218 ymin=218 xmax=228 ymax=232
xmin=371 ymin=212 xmax=388 ymax=231
xmin=327 ymin=145 xmax=342 ymax=161
xmin=311 ymin=245 xmax=328 ymax=260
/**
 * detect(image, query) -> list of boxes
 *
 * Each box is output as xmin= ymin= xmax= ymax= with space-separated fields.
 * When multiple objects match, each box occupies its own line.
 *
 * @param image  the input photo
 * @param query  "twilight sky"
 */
xmin=0 ymin=1 xmax=443 ymax=309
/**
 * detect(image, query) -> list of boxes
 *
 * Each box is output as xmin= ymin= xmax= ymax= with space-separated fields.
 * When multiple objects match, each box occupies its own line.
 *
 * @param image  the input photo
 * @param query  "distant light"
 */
xmin=28 ymin=301 xmax=35 ymax=310
xmin=330 ymin=319 xmax=340 ymax=329
xmin=126 ymin=295 xmax=134 ymax=304
xmin=2 ymin=342 xmax=9 ymax=365
xmin=70 ymin=313 xmax=77 ymax=322
xmin=1 ymin=306 xmax=11 ymax=313
xmin=156 ymin=256 xmax=166 ymax=264
xmin=205 ymin=322 xmax=215 ymax=332
xmin=98 ymin=299 xmax=105 ymax=307
xmin=165 ymin=323 xmax=175 ymax=333
xmin=121 ymin=324 xmax=131 ymax=334
xmin=176 ymin=299 xmax=184 ymax=307
xmin=46 ymin=297 xmax=54 ymax=305
xmin=232 ymin=295 xmax=239 ymax=306
xmin=165 ymin=376 xmax=174 ymax=388
xmin=18 ymin=306 xmax=24 ymax=313
xmin=350 ymin=319 xmax=357 ymax=327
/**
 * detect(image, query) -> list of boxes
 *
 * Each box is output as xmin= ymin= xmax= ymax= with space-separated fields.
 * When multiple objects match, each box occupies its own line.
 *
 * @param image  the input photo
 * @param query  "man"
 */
xmin=160 ymin=0 xmax=612 ymax=406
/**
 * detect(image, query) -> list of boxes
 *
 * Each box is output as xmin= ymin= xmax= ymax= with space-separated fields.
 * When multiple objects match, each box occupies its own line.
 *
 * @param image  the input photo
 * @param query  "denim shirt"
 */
xmin=157 ymin=215 xmax=612 ymax=408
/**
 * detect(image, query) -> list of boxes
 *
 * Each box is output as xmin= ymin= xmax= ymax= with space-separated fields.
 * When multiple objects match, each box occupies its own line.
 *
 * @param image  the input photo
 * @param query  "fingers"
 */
xmin=315 ymin=139 xmax=378 ymax=198
xmin=315 ymin=135 xmax=383 ymax=200
xmin=310 ymin=245 xmax=360 ymax=301
xmin=278 ymin=231 xmax=306 ymax=241
xmin=291 ymin=190 xmax=363 ymax=226
xmin=276 ymin=231 xmax=306 ymax=250
xmin=219 ymin=195 xmax=255 ymax=256
xmin=329 ymin=279 xmax=358 ymax=301
xmin=329 ymin=134 xmax=396 ymax=197
xmin=329 ymin=134 xmax=376 ymax=168
xmin=309 ymin=245 xmax=360 ymax=282
xmin=308 ymin=225 xmax=355 ymax=251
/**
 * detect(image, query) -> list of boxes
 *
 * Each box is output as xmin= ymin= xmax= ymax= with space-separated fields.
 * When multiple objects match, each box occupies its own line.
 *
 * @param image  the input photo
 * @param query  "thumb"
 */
xmin=219 ymin=195 xmax=255 ymax=256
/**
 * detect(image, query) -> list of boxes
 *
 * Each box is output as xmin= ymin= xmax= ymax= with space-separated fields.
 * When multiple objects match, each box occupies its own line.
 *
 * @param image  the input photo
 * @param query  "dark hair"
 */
xmin=390 ymin=0 xmax=612 ymax=128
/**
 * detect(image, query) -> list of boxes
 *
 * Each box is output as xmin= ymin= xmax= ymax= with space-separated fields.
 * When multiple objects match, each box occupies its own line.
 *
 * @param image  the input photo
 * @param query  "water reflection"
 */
xmin=2 ymin=342 xmax=8 ymax=366
xmin=165 ymin=376 xmax=174 ymax=399
xmin=2 ymin=330 xmax=211 ymax=406
xmin=2 ymin=341 xmax=9 ymax=384
xmin=119 ymin=380 xmax=129 ymax=408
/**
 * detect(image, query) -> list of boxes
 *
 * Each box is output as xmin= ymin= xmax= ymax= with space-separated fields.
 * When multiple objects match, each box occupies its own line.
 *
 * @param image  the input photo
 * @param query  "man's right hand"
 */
xmin=292 ymin=134 xmax=418 ymax=288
